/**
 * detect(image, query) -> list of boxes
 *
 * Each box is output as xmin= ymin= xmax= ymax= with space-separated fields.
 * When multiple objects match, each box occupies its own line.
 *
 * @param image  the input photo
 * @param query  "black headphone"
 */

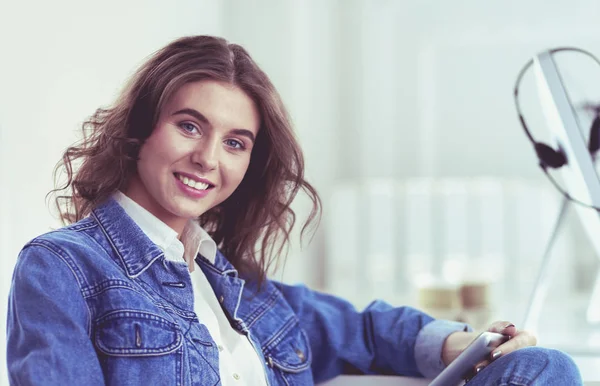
xmin=514 ymin=47 xmax=600 ymax=208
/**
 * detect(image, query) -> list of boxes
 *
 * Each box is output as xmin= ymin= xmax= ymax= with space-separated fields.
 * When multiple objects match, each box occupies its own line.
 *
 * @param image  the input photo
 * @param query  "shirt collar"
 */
xmin=181 ymin=219 xmax=217 ymax=265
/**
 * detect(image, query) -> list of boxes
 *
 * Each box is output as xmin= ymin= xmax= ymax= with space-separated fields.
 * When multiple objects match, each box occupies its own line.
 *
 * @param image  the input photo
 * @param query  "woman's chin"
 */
xmin=170 ymin=206 xmax=209 ymax=220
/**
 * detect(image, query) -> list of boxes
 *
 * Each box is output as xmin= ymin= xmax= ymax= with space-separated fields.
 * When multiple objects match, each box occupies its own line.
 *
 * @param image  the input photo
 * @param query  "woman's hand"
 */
xmin=473 ymin=321 xmax=537 ymax=372
xmin=441 ymin=320 xmax=537 ymax=378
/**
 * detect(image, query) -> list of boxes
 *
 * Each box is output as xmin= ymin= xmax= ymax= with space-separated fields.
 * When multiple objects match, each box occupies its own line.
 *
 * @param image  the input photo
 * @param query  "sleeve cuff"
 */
xmin=414 ymin=319 xmax=472 ymax=378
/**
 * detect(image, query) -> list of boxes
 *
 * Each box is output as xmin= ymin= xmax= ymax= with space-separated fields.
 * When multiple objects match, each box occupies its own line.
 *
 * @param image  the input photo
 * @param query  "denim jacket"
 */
xmin=7 ymin=198 xmax=468 ymax=385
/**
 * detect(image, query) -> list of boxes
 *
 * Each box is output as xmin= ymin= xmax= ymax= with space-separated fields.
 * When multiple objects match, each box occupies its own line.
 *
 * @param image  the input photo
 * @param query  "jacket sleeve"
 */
xmin=7 ymin=242 xmax=105 ymax=385
xmin=275 ymin=282 xmax=470 ymax=383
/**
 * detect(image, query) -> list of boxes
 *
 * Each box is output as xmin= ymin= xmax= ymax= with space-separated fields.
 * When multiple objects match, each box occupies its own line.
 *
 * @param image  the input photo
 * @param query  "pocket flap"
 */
xmin=264 ymin=318 xmax=312 ymax=373
xmin=94 ymin=311 xmax=182 ymax=356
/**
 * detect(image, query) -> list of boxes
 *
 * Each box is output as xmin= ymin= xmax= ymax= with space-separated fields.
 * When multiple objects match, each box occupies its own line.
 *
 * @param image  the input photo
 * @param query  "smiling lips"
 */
xmin=174 ymin=173 xmax=214 ymax=191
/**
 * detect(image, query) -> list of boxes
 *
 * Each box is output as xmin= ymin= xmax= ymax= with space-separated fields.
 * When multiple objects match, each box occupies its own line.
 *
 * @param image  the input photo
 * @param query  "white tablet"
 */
xmin=429 ymin=332 xmax=508 ymax=386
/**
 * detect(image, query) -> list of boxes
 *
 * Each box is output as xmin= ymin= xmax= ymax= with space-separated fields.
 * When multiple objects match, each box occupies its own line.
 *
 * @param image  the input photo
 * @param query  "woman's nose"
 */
xmin=192 ymin=139 xmax=219 ymax=171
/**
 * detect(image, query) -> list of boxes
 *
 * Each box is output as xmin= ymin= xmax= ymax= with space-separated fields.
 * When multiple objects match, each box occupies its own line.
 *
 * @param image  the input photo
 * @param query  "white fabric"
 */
xmin=113 ymin=191 xmax=268 ymax=386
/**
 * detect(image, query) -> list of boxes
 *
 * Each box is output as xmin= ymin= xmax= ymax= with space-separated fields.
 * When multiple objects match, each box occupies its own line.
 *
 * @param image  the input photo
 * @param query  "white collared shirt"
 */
xmin=113 ymin=191 xmax=268 ymax=386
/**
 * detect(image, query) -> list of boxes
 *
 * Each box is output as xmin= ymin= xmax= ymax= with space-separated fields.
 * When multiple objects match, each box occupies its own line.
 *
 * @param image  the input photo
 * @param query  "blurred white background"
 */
xmin=3 ymin=0 xmax=600 ymax=384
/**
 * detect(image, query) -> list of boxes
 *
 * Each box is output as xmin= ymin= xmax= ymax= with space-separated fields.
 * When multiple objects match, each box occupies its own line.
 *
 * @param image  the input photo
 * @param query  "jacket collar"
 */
xmin=196 ymin=249 xmax=239 ymax=277
xmin=92 ymin=198 xmax=164 ymax=278
xmin=92 ymin=197 xmax=240 ymax=279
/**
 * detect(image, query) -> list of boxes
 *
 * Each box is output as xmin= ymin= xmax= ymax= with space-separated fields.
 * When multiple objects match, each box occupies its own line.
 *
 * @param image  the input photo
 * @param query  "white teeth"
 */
xmin=177 ymin=174 xmax=209 ymax=190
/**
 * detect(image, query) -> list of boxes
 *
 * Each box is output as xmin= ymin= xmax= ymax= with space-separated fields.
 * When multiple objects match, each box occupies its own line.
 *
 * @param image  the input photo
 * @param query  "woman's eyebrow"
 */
xmin=230 ymin=129 xmax=256 ymax=143
xmin=172 ymin=108 xmax=209 ymax=124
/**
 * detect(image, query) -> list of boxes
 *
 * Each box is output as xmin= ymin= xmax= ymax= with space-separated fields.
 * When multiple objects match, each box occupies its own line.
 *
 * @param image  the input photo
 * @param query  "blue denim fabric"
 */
xmin=415 ymin=319 xmax=471 ymax=378
xmin=467 ymin=347 xmax=583 ymax=385
xmin=7 ymin=198 xmax=459 ymax=385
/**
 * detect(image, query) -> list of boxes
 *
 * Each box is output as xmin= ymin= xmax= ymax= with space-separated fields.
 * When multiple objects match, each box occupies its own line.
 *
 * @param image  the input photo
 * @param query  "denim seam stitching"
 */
xmin=155 ymin=302 xmax=197 ymax=321
xmin=23 ymin=241 xmax=94 ymax=336
xmin=494 ymin=376 xmax=530 ymax=386
xmin=135 ymin=276 xmax=197 ymax=320
xmin=95 ymin=309 xmax=177 ymax=325
xmin=197 ymin=255 xmax=238 ymax=277
xmin=26 ymin=239 xmax=88 ymax=286
xmin=71 ymin=222 xmax=98 ymax=232
xmin=94 ymin=310 xmax=183 ymax=356
xmin=263 ymin=316 xmax=297 ymax=351
xmin=493 ymin=350 xmax=551 ymax=386
xmin=263 ymin=317 xmax=312 ymax=372
xmin=177 ymin=346 xmax=183 ymax=386
xmin=198 ymin=260 xmax=221 ymax=274
xmin=63 ymin=217 xmax=96 ymax=231
xmin=300 ymin=328 xmax=313 ymax=367
xmin=245 ymin=290 xmax=280 ymax=328
xmin=78 ymin=224 xmax=118 ymax=265
xmin=91 ymin=211 xmax=164 ymax=278
xmin=185 ymin=332 xmax=221 ymax=378
xmin=91 ymin=211 xmax=131 ymax=276
xmin=85 ymin=283 xmax=141 ymax=299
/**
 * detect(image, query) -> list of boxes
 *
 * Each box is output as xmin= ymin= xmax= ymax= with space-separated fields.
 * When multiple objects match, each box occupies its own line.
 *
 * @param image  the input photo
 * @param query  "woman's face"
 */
xmin=124 ymin=80 xmax=260 ymax=233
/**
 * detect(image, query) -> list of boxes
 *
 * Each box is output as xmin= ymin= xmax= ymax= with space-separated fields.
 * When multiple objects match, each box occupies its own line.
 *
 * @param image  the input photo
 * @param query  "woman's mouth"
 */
xmin=174 ymin=173 xmax=214 ymax=191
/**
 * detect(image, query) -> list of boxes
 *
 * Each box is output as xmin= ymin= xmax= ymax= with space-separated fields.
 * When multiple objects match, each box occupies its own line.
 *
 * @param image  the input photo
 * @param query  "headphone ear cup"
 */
xmin=588 ymin=115 xmax=600 ymax=155
xmin=534 ymin=142 xmax=567 ymax=169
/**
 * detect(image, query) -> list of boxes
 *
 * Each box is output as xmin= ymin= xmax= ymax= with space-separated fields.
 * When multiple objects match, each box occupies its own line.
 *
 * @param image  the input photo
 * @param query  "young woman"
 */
xmin=7 ymin=35 xmax=582 ymax=385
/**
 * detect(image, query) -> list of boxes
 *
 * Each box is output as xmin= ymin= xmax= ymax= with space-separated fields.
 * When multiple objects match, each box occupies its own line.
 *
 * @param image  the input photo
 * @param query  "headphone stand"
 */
xmin=523 ymin=196 xmax=600 ymax=332
xmin=522 ymin=196 xmax=570 ymax=331
xmin=586 ymin=268 xmax=600 ymax=323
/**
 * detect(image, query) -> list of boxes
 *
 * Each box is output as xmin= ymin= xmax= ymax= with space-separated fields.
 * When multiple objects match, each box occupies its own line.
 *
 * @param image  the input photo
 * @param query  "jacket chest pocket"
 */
xmin=94 ymin=311 xmax=184 ymax=386
xmin=263 ymin=319 xmax=313 ymax=386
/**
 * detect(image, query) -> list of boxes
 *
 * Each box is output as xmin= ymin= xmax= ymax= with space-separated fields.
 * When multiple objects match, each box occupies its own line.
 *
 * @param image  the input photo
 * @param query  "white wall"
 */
xmin=3 ymin=0 xmax=600 ymax=384
xmin=0 ymin=0 xmax=225 ymax=383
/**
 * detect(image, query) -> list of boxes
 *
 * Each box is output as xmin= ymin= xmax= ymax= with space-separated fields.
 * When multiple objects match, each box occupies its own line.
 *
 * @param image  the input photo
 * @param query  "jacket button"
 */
xmin=295 ymin=348 xmax=305 ymax=360
xmin=219 ymin=295 xmax=224 ymax=303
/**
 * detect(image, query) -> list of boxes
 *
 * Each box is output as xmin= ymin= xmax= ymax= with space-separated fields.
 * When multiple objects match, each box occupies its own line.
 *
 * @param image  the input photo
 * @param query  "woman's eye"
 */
xmin=180 ymin=122 xmax=199 ymax=134
xmin=225 ymin=139 xmax=244 ymax=149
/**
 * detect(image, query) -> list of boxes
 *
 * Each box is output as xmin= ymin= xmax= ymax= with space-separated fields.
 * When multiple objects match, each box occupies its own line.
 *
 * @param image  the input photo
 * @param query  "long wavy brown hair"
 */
xmin=51 ymin=35 xmax=321 ymax=282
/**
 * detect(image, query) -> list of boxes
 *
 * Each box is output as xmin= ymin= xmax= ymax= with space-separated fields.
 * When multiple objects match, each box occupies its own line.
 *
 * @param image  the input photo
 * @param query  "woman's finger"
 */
xmin=489 ymin=330 xmax=537 ymax=360
xmin=487 ymin=320 xmax=518 ymax=337
xmin=473 ymin=359 xmax=490 ymax=373
xmin=464 ymin=359 xmax=490 ymax=382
